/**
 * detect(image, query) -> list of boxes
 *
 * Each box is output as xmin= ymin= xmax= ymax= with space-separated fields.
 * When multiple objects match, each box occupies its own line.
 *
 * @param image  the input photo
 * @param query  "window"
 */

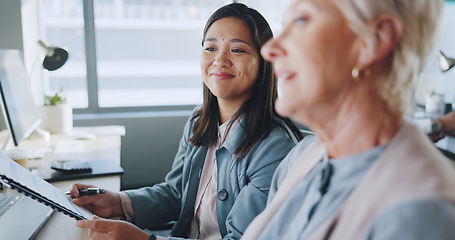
xmin=40 ymin=0 xmax=287 ymax=111
xmin=41 ymin=0 xmax=88 ymax=108
xmin=238 ymin=0 xmax=289 ymax=34
xmin=94 ymin=0 xmax=227 ymax=107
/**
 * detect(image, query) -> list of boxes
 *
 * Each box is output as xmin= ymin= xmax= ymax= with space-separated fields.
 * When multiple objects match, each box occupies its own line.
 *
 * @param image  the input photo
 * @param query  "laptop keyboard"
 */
xmin=0 ymin=194 xmax=22 ymax=217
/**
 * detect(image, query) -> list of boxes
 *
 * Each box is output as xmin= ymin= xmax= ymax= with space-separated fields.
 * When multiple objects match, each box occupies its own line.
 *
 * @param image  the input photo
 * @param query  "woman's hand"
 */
xmin=75 ymin=216 xmax=150 ymax=240
xmin=439 ymin=111 xmax=455 ymax=136
xmin=69 ymin=183 xmax=124 ymax=218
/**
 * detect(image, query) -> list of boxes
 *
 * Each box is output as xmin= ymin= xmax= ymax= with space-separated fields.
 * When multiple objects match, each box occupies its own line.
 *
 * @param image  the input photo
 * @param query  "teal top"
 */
xmin=259 ymin=135 xmax=455 ymax=239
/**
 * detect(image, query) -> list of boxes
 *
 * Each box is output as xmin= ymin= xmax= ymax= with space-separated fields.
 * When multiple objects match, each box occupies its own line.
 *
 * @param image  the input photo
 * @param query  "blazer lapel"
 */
xmin=171 ymin=145 xmax=208 ymax=237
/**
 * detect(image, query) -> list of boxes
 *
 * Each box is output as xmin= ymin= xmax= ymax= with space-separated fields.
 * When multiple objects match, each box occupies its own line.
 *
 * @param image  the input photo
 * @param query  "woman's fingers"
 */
xmin=72 ymin=194 xmax=101 ymax=206
xmin=75 ymin=218 xmax=111 ymax=232
xmin=75 ymin=217 xmax=149 ymax=240
xmin=69 ymin=183 xmax=96 ymax=198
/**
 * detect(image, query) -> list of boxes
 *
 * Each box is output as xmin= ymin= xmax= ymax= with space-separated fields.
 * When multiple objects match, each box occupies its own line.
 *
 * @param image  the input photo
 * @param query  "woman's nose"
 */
xmin=261 ymin=38 xmax=285 ymax=63
xmin=213 ymin=51 xmax=232 ymax=68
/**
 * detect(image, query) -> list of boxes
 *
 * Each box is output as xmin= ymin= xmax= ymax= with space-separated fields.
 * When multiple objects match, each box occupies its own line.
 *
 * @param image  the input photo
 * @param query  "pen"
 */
xmin=66 ymin=188 xmax=106 ymax=197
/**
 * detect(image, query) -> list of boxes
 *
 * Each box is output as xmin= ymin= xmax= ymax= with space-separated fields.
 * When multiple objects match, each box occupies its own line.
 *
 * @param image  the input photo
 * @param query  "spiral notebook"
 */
xmin=0 ymin=153 xmax=93 ymax=220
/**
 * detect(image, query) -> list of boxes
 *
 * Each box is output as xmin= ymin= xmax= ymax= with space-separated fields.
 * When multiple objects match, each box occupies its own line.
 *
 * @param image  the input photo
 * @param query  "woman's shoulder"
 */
xmin=187 ymin=105 xmax=203 ymax=122
xmin=259 ymin=122 xmax=299 ymax=147
xmin=266 ymin=117 xmax=296 ymax=137
xmin=189 ymin=105 xmax=202 ymax=121
xmin=182 ymin=105 xmax=202 ymax=137
xmin=268 ymin=135 xmax=318 ymax=192
xmin=279 ymin=135 xmax=318 ymax=172
xmin=368 ymin=199 xmax=455 ymax=239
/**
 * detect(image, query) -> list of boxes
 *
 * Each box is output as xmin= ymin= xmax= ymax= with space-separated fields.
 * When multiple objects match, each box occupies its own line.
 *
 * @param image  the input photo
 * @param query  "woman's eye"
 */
xmin=232 ymin=49 xmax=246 ymax=53
xmin=294 ymin=17 xmax=308 ymax=26
xmin=205 ymin=47 xmax=216 ymax=51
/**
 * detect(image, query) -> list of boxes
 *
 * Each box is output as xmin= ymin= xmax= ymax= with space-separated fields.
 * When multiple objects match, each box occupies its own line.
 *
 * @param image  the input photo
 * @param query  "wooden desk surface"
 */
xmin=17 ymin=128 xmax=123 ymax=240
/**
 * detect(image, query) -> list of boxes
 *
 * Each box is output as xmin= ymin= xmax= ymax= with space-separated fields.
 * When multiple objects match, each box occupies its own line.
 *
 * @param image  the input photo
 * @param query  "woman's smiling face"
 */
xmin=200 ymin=17 xmax=260 ymax=105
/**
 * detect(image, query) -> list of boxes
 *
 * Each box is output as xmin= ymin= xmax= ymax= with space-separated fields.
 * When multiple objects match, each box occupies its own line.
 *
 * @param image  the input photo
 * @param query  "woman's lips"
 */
xmin=276 ymin=71 xmax=296 ymax=82
xmin=211 ymin=71 xmax=235 ymax=80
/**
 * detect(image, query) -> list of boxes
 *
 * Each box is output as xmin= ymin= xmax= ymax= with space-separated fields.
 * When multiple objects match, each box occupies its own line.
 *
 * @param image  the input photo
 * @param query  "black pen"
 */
xmin=66 ymin=188 xmax=106 ymax=197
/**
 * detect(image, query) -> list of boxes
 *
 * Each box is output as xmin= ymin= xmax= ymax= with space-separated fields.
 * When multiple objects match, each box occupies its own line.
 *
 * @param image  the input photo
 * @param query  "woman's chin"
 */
xmin=275 ymin=99 xmax=295 ymax=118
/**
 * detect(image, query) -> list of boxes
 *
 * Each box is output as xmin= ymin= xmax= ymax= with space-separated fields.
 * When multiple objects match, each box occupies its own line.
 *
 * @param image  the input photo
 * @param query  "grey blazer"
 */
xmin=125 ymin=111 xmax=298 ymax=240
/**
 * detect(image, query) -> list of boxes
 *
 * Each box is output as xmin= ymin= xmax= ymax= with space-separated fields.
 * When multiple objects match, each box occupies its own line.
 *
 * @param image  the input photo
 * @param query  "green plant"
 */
xmin=44 ymin=90 xmax=67 ymax=106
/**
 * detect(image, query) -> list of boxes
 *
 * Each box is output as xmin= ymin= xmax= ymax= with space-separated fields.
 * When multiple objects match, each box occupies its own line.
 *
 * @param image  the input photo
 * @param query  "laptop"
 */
xmin=0 ymin=191 xmax=54 ymax=239
xmin=0 ymin=124 xmax=54 ymax=240
xmin=0 ymin=49 xmax=55 ymax=239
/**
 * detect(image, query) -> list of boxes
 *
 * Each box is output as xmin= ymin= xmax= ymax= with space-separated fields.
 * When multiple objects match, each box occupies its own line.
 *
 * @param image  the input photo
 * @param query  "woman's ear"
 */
xmin=357 ymin=14 xmax=403 ymax=67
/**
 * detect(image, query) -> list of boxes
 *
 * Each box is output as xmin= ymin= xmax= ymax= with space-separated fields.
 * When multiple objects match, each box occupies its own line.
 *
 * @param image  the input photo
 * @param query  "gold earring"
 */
xmin=352 ymin=65 xmax=360 ymax=81
xmin=352 ymin=64 xmax=370 ymax=82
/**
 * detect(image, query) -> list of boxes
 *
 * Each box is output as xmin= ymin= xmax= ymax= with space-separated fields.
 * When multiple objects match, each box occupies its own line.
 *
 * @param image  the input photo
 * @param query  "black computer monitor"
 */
xmin=0 ymin=49 xmax=41 ymax=146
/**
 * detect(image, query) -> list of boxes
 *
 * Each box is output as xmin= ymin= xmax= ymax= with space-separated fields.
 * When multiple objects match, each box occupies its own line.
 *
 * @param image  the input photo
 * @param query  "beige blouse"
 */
xmin=188 ymin=119 xmax=239 ymax=239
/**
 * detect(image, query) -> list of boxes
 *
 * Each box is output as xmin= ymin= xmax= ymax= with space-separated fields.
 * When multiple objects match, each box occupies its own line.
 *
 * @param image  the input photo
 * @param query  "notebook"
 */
xmin=0 ymin=153 xmax=93 ymax=221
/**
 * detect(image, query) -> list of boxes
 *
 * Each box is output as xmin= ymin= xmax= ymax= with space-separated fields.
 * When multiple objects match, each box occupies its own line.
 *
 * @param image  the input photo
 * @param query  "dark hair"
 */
xmin=190 ymin=3 xmax=303 ymax=160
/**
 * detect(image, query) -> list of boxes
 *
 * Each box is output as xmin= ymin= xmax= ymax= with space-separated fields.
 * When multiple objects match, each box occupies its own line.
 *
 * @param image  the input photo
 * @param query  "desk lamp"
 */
xmin=37 ymin=40 xmax=69 ymax=71
xmin=437 ymin=50 xmax=455 ymax=72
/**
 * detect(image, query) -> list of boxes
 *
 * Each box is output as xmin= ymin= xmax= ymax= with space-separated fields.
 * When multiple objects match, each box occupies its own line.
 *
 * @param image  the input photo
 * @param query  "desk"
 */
xmin=18 ymin=126 xmax=124 ymax=240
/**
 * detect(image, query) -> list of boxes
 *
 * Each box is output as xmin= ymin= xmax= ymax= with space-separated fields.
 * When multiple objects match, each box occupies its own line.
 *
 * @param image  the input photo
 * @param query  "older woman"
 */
xmin=70 ymin=3 xmax=302 ymax=240
xmin=242 ymin=0 xmax=455 ymax=239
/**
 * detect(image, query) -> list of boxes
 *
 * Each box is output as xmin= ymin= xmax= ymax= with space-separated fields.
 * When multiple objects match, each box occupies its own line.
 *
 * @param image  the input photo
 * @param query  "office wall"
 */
xmin=74 ymin=112 xmax=190 ymax=190
xmin=0 ymin=1 xmax=23 ymax=50
xmin=0 ymin=0 xmax=45 ymax=104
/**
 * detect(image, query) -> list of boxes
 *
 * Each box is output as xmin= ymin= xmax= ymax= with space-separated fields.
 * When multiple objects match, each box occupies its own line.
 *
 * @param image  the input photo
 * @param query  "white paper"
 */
xmin=0 ymin=153 xmax=93 ymax=220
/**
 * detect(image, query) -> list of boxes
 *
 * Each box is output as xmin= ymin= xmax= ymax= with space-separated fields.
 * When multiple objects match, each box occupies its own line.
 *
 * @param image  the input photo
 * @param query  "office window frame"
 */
xmin=64 ymin=0 xmax=283 ymax=114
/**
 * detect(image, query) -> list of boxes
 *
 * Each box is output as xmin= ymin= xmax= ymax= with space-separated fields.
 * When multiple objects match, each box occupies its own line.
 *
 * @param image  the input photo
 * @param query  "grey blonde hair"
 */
xmin=334 ymin=0 xmax=444 ymax=114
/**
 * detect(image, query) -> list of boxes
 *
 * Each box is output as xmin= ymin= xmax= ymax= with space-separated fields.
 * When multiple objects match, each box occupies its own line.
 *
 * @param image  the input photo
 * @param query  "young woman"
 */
xmin=70 ymin=3 xmax=303 ymax=240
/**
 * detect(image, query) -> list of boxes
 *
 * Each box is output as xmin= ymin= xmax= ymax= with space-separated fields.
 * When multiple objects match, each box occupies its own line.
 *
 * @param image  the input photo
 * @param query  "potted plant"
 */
xmin=40 ymin=90 xmax=73 ymax=135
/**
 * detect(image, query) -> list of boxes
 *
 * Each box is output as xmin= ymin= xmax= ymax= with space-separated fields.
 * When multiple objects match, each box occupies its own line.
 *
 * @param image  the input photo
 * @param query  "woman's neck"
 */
xmin=306 ymin=85 xmax=402 ymax=159
xmin=218 ymin=98 xmax=244 ymax=124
